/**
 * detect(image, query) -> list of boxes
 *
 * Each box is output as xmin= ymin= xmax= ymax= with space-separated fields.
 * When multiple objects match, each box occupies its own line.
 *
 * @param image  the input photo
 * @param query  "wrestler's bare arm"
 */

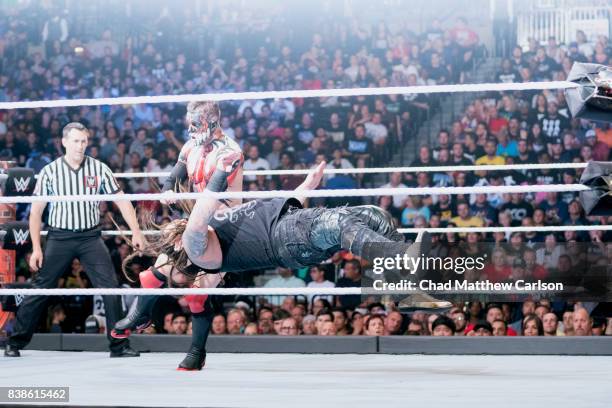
xmin=182 ymin=196 xmax=223 ymax=269
xmin=294 ymin=161 xmax=326 ymax=205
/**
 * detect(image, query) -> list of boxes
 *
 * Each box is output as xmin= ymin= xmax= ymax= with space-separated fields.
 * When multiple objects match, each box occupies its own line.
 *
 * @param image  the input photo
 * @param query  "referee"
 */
xmin=5 ymin=122 xmax=145 ymax=358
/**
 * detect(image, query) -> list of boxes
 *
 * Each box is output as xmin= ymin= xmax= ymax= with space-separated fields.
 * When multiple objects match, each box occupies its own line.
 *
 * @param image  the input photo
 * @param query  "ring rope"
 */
xmin=0 ymin=81 xmax=577 ymax=110
xmin=0 ymin=184 xmax=589 ymax=204
xmin=40 ymin=225 xmax=610 ymax=237
xmin=0 ymin=288 xmax=362 ymax=296
xmin=0 ymin=287 xmax=562 ymax=296
xmin=112 ymin=162 xmax=588 ymax=179
xmin=397 ymin=225 xmax=612 ymax=234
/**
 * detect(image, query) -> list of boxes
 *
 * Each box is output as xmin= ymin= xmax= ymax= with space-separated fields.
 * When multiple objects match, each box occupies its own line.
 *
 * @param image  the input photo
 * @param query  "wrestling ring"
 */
xmin=1 ymin=80 xmax=611 ymax=408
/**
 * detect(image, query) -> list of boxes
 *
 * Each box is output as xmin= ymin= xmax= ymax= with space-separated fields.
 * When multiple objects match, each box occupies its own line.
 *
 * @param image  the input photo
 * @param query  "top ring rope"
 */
xmin=0 ymin=81 xmax=577 ymax=110
xmin=38 ymin=224 xmax=610 ymax=237
xmin=0 ymin=184 xmax=589 ymax=205
xmin=113 ymin=162 xmax=588 ymax=179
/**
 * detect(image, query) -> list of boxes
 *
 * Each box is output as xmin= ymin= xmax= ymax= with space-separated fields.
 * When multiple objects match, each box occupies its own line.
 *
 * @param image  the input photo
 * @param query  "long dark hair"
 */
xmin=118 ymin=186 xmax=200 ymax=287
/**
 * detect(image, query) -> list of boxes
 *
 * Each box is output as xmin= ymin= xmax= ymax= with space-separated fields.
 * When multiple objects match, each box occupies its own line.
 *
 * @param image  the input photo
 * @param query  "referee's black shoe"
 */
xmin=110 ymin=345 xmax=140 ymax=358
xmin=4 ymin=344 xmax=21 ymax=357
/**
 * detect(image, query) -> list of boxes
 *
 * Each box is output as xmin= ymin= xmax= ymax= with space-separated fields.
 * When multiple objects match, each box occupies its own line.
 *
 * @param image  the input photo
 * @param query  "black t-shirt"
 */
xmin=534 ymin=169 xmax=561 ymax=185
xmin=499 ymin=201 xmax=534 ymax=225
xmin=515 ymin=152 xmax=538 ymax=165
xmin=539 ymin=114 xmax=570 ymax=139
xmin=451 ymin=156 xmax=474 ymax=166
xmin=209 ymin=198 xmax=298 ymax=273
xmin=336 ymin=275 xmax=373 ymax=309
xmin=410 ymin=157 xmax=437 ymax=168
xmin=496 ymin=70 xmax=521 ymax=83
xmin=429 ymin=66 xmax=450 ymax=83
xmin=327 ymin=124 xmax=348 ymax=145
xmin=464 ymin=145 xmax=485 ymax=163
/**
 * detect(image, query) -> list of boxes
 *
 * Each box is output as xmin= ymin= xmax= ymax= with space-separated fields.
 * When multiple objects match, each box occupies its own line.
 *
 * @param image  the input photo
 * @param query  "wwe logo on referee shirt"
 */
xmin=14 ymin=294 xmax=24 ymax=306
xmin=12 ymin=229 xmax=30 ymax=245
xmin=13 ymin=177 xmax=31 ymax=193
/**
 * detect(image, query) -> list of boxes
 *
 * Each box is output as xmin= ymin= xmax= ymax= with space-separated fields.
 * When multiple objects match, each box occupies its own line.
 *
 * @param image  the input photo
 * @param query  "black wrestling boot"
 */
xmin=111 ymin=296 xmax=158 ymax=339
xmin=177 ymin=346 xmax=206 ymax=371
xmin=110 ymin=345 xmax=140 ymax=358
xmin=4 ymin=344 xmax=20 ymax=357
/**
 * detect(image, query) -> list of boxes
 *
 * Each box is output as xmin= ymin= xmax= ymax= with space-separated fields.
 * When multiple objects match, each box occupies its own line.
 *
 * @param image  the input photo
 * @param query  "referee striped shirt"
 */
xmin=34 ymin=156 xmax=120 ymax=230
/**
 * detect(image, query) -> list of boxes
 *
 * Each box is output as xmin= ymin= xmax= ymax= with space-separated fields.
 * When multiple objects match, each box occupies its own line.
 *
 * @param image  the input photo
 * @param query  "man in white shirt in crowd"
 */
xmin=306 ymin=264 xmax=335 ymax=306
xmin=263 ymin=267 xmax=305 ymax=306
xmin=380 ymin=172 xmax=408 ymax=208
xmin=243 ymin=145 xmax=270 ymax=181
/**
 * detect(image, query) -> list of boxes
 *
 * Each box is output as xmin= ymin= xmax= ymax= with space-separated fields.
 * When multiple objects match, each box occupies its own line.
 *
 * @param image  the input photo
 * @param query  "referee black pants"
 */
xmin=9 ymin=229 xmax=129 ymax=352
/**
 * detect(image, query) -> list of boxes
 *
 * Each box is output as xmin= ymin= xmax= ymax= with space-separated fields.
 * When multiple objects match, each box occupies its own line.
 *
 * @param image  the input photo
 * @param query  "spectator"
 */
xmin=451 ymin=202 xmax=485 ymax=229
xmin=509 ymin=300 xmax=536 ymax=333
xmin=241 ymin=323 xmax=257 ymax=335
xmin=307 ymin=265 xmax=335 ymax=306
xmin=226 ymin=309 xmax=246 ymax=335
xmin=163 ymin=312 xmax=174 ymax=334
xmin=384 ymin=310 xmax=403 ymax=335
xmin=171 ymin=313 xmax=188 ymax=335
xmin=315 ymin=309 xmax=334 ymax=335
xmin=449 ymin=308 xmax=468 ymax=335
xmin=273 ymin=310 xmax=291 ymax=335
xmin=491 ymin=319 xmax=508 ymax=336
xmin=318 ymin=321 xmax=337 ymax=336
xmin=562 ymin=310 xmax=575 ymax=336
xmin=336 ymin=260 xmax=371 ymax=310
xmin=540 ymin=101 xmax=569 ymax=140
xmin=331 ymin=308 xmax=350 ymax=336
xmin=344 ymin=123 xmax=373 ymax=165
xmin=364 ymin=315 xmax=385 ymax=336
xmin=279 ymin=317 xmax=299 ymax=336
xmin=522 ymin=314 xmax=544 ymax=336
xmin=243 ymin=145 xmax=270 ymax=181
xmin=47 ymin=305 xmax=66 ymax=333
xmin=381 ymin=172 xmax=409 ymax=209
xmin=591 ymin=317 xmax=607 ymax=336
xmin=476 ymin=139 xmax=505 ymax=165
xmin=471 ymin=321 xmax=493 ymax=336
xmin=302 ymin=315 xmax=316 ymax=335
xmin=572 ymin=308 xmax=592 ymax=336
xmin=263 ymin=267 xmax=306 ymax=306
xmin=257 ymin=307 xmax=274 ymax=335
xmin=542 ymin=312 xmax=559 ymax=336
xmin=212 ymin=314 xmax=227 ymax=335
xmin=431 ymin=316 xmax=456 ymax=336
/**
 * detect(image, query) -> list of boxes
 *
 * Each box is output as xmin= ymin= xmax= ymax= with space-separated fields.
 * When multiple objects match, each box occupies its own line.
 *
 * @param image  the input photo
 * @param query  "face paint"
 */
xmin=187 ymin=110 xmax=219 ymax=145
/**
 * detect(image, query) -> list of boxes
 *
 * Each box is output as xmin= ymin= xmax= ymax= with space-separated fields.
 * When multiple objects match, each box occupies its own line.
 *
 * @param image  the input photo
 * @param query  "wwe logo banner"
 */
xmin=3 ymin=168 xmax=35 ymax=196
xmin=0 ymin=222 xmax=31 ymax=249
xmin=13 ymin=229 xmax=30 ymax=245
xmin=13 ymin=176 xmax=31 ymax=193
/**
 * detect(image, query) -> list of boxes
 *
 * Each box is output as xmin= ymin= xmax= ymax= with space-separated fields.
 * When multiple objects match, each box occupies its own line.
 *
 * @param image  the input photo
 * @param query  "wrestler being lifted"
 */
xmin=114 ymin=157 xmax=450 ymax=369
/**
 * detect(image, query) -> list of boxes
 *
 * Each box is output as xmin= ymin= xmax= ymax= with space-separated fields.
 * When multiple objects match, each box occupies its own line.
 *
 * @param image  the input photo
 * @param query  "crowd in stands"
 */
xmin=0 ymin=2 xmax=610 ymax=337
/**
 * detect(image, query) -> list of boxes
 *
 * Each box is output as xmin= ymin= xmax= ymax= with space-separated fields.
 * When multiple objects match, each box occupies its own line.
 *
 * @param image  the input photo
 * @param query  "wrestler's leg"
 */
xmin=112 ymin=267 xmax=195 ymax=338
xmin=178 ymin=296 xmax=214 ymax=371
xmin=310 ymin=208 xmax=429 ymax=273
xmin=112 ymin=267 xmax=167 ymax=338
xmin=345 ymin=205 xmax=404 ymax=242
xmin=313 ymin=210 xmax=450 ymax=309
